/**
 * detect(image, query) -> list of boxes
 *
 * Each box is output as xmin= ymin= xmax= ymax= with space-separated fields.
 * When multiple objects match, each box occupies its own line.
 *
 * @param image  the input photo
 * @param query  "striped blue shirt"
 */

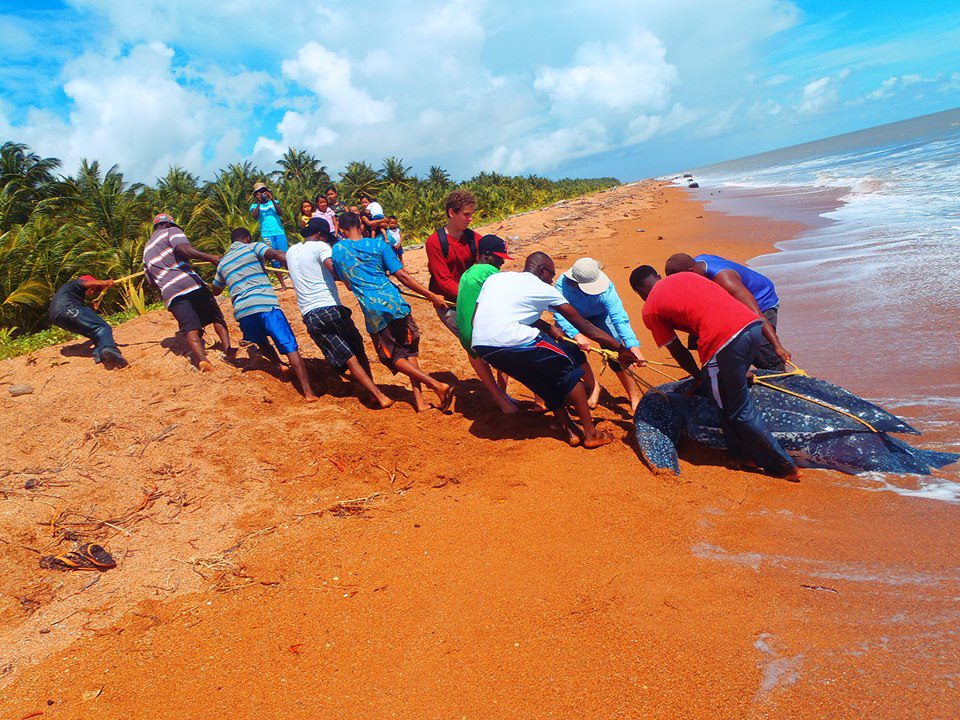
xmin=213 ymin=241 xmax=279 ymax=319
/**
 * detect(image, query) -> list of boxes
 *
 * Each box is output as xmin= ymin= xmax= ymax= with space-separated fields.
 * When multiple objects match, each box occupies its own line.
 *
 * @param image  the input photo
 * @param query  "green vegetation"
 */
xmin=0 ymin=140 xmax=619 ymax=338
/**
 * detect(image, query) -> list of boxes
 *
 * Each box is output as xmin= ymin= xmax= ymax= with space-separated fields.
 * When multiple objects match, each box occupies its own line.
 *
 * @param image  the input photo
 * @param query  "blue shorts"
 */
xmin=475 ymin=334 xmax=585 ymax=410
xmin=238 ymin=307 xmax=298 ymax=355
xmin=263 ymin=234 xmax=288 ymax=268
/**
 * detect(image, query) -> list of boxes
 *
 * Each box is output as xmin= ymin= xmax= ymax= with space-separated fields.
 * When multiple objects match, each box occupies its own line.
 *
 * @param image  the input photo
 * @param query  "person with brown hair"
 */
xmin=425 ymin=189 xmax=516 ymax=413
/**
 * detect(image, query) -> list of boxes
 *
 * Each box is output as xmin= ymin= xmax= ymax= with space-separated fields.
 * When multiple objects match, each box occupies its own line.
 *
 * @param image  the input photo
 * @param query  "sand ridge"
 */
xmin=1 ymin=182 xmax=958 ymax=718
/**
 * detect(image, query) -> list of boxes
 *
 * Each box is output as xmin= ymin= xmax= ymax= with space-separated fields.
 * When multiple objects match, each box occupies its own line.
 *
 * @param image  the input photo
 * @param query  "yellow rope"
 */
xmin=750 ymin=364 xmax=879 ymax=433
xmin=397 ymin=287 xmax=455 ymax=307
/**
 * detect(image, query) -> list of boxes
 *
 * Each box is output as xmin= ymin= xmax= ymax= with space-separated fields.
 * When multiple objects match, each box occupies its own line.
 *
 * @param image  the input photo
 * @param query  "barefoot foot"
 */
xmin=583 ymin=430 xmax=614 ymax=449
xmin=434 ymin=383 xmax=454 ymax=412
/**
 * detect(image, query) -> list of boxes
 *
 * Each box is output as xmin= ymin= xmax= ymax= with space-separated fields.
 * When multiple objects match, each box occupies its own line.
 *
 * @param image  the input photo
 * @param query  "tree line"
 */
xmin=0 ymin=141 xmax=618 ymax=335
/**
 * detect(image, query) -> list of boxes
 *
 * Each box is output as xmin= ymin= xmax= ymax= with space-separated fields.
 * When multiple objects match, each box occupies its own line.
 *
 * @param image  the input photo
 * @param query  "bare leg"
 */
xmin=345 ymin=355 xmax=393 ymax=408
xmin=285 ymin=350 xmax=318 ymax=401
xmin=393 ymin=357 xmax=453 ymax=412
xmin=552 ymin=405 xmax=583 ymax=447
xmin=615 ymin=369 xmax=643 ymax=413
xmin=256 ymin=342 xmax=282 ymax=365
xmin=469 ymin=354 xmax=518 ymax=414
xmin=212 ymin=322 xmax=231 ymax=353
xmin=497 ymin=370 xmax=509 ymax=393
xmin=581 ymin=361 xmax=601 ymax=409
xmin=567 ymin=382 xmax=612 ymax=448
xmin=184 ymin=329 xmax=213 ymax=371
xmin=357 ymin=352 xmax=374 ymax=378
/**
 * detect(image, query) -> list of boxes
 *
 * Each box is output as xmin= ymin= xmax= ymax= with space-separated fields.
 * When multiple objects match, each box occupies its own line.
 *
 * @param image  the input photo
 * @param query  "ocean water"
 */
xmin=683 ymin=108 xmax=960 ymax=500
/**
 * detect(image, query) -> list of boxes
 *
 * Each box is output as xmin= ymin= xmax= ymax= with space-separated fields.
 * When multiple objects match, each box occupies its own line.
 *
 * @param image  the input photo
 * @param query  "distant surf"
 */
xmin=682 ymin=108 xmax=960 ymax=501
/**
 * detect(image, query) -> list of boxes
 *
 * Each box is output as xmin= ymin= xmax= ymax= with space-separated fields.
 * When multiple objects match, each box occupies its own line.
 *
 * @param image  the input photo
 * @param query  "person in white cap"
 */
xmin=555 ymin=257 xmax=647 ymax=412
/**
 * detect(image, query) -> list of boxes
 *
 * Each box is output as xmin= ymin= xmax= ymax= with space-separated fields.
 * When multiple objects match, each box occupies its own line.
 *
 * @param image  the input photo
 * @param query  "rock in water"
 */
xmin=688 ymin=182 xmax=700 ymax=188
xmin=9 ymin=384 xmax=33 ymax=396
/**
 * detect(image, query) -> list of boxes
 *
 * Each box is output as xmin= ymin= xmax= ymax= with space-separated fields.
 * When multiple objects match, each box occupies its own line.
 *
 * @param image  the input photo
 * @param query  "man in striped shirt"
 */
xmin=143 ymin=213 xmax=230 ymax=372
xmin=212 ymin=228 xmax=318 ymax=402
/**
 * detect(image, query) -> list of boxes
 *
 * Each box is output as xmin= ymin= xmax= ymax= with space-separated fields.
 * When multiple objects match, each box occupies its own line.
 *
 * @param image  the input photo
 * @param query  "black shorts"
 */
xmin=303 ymin=305 xmax=367 ymax=372
xmin=475 ymin=334 xmax=585 ymax=410
xmin=371 ymin=315 xmax=420 ymax=373
xmin=168 ymin=287 xmax=225 ymax=334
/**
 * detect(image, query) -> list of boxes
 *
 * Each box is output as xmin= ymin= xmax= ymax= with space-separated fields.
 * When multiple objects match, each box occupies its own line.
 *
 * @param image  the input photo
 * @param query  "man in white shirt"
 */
xmin=472 ymin=251 xmax=635 ymax=448
xmin=286 ymin=218 xmax=394 ymax=409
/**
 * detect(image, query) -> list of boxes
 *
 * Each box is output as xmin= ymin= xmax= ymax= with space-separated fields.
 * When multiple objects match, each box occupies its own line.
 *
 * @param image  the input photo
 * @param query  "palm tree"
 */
xmin=0 ymin=141 xmax=61 ymax=232
xmin=427 ymin=165 xmax=451 ymax=188
xmin=271 ymin=147 xmax=330 ymax=190
xmin=48 ymin=160 xmax=152 ymax=284
xmin=195 ymin=161 xmax=262 ymax=247
xmin=338 ymin=161 xmax=383 ymax=202
xmin=380 ymin=156 xmax=413 ymax=189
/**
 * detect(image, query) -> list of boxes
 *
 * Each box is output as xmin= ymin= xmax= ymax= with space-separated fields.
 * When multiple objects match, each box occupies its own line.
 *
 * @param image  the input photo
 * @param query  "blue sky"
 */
xmin=1 ymin=0 xmax=958 ymax=183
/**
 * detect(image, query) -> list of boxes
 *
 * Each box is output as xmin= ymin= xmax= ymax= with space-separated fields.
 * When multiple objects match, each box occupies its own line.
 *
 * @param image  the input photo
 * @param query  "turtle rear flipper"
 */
xmin=634 ymin=392 xmax=683 ymax=475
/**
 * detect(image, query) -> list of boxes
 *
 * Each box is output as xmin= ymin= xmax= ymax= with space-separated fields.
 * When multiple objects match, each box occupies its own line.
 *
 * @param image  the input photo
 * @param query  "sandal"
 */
xmin=40 ymin=543 xmax=116 ymax=572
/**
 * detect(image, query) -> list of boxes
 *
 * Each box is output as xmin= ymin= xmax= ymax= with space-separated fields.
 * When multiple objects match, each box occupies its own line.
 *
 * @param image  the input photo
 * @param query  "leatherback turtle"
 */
xmin=633 ymin=370 xmax=959 ymax=475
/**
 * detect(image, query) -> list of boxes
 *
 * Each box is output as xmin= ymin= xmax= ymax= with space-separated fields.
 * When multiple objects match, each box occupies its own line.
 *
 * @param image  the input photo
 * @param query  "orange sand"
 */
xmin=1 ymin=182 xmax=957 ymax=719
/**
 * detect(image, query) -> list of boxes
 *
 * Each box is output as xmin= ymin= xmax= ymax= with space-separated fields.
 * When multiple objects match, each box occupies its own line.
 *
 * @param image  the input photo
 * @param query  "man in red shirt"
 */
xmin=629 ymin=265 xmax=799 ymax=480
xmin=426 ymin=189 xmax=516 ymax=413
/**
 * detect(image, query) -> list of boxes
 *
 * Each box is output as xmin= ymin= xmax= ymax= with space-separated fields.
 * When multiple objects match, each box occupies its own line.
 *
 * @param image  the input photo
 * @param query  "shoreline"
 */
xmin=2 ymin=181 xmax=958 ymax=718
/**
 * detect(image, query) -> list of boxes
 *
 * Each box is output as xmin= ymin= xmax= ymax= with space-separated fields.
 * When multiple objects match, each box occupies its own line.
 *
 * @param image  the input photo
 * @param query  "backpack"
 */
xmin=436 ymin=227 xmax=477 ymax=260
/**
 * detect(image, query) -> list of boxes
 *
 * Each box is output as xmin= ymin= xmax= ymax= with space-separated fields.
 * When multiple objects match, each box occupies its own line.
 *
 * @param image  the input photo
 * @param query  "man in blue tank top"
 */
xmin=665 ymin=252 xmax=790 ymax=370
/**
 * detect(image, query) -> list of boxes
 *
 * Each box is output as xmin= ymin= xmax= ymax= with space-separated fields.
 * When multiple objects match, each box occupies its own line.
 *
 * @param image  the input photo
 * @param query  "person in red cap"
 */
xmin=454 ymin=234 xmax=520 ymax=413
xmin=48 ymin=275 xmax=128 ymax=368
xmin=143 ymin=213 xmax=230 ymax=371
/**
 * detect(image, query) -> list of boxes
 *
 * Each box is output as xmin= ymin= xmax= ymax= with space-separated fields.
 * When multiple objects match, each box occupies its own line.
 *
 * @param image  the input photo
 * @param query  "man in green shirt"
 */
xmin=456 ymin=235 xmax=516 ymax=413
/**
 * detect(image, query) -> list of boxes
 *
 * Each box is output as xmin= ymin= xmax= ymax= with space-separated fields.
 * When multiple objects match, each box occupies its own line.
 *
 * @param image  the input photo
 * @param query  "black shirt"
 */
xmin=49 ymin=279 xmax=88 ymax=319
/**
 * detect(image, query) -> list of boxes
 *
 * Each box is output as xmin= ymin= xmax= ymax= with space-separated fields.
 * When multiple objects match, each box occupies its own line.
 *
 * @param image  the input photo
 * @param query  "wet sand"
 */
xmin=1 ymin=182 xmax=958 ymax=718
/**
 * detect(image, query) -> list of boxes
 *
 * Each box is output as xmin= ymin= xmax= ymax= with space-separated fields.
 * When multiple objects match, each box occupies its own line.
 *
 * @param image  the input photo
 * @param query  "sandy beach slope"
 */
xmin=1 ymin=182 xmax=957 ymax=718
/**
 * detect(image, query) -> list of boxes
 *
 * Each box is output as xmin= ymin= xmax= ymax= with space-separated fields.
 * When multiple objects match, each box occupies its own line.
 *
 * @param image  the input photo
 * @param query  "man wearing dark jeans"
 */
xmin=48 ymin=275 xmax=128 ymax=368
xmin=630 ymin=266 xmax=799 ymax=480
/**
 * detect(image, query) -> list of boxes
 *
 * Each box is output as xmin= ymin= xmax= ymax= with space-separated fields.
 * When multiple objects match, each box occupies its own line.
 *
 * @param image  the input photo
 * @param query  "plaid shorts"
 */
xmin=302 ymin=305 xmax=367 ymax=372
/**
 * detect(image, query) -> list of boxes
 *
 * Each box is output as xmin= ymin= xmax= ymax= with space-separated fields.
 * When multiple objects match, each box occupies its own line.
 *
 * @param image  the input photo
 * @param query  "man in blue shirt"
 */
xmin=554 ymin=258 xmax=647 ymax=412
xmin=249 ymin=182 xmax=289 ymax=290
xmin=331 ymin=212 xmax=454 ymax=413
xmin=665 ymin=253 xmax=791 ymax=370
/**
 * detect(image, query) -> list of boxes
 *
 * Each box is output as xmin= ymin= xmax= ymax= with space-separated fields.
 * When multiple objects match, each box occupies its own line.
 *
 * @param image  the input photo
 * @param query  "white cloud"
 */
xmin=281 ymin=42 xmax=392 ymax=125
xmin=797 ymin=75 xmax=840 ymax=115
xmin=0 ymin=42 xmax=246 ymax=180
xmin=535 ymin=32 xmax=677 ymax=113
xmin=863 ymin=73 xmax=938 ymax=101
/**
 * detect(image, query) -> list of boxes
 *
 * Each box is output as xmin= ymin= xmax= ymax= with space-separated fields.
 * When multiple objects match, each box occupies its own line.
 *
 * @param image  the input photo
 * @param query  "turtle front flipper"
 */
xmin=634 ymin=390 xmax=684 ymax=475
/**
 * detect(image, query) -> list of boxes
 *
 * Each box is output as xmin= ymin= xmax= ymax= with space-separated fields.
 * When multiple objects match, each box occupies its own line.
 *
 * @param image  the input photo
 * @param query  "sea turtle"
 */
xmin=633 ymin=370 xmax=959 ymax=476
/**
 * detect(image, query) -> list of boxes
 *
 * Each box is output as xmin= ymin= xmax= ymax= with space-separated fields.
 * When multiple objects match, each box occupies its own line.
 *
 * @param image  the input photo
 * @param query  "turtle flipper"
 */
xmin=634 ymin=391 xmax=683 ymax=475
